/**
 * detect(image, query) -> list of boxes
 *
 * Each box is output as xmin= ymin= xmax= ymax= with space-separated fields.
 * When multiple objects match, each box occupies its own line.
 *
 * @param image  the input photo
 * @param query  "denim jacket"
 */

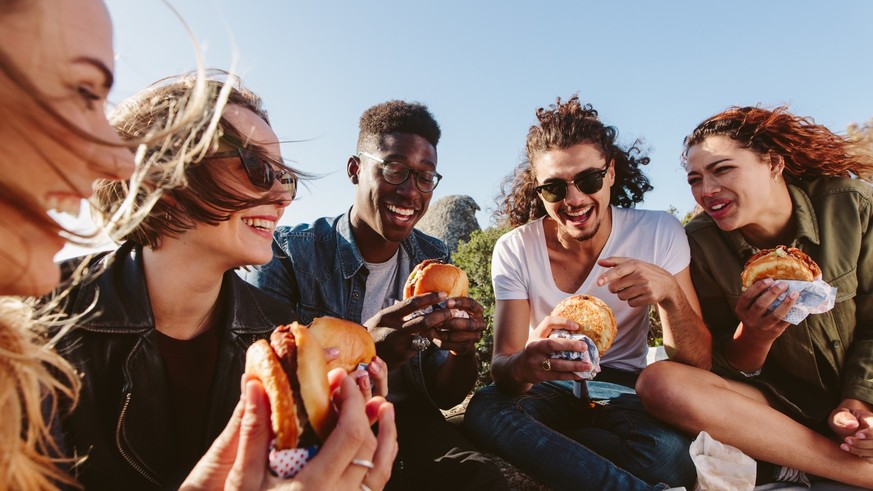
xmin=245 ymin=211 xmax=451 ymax=403
xmin=686 ymin=177 xmax=872 ymax=425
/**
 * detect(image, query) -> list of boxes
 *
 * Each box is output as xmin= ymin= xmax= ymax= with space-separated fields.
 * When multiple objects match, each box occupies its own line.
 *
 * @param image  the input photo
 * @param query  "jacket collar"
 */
xmin=335 ymin=211 xmax=447 ymax=280
xmin=74 ymin=242 xmax=277 ymax=335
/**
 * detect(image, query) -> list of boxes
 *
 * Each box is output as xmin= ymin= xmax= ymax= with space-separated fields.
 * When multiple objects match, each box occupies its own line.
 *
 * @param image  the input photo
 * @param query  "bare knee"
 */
xmin=636 ymin=361 xmax=704 ymax=424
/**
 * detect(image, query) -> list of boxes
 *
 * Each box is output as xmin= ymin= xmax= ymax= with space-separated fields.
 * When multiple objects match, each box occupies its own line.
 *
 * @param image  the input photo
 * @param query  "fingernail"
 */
xmin=438 ymin=292 xmax=448 ymax=300
xmin=841 ymin=443 xmax=851 ymax=452
xmin=370 ymin=361 xmax=381 ymax=375
xmin=326 ymin=347 xmax=340 ymax=358
xmin=763 ymin=278 xmax=774 ymax=285
xmin=789 ymin=291 xmax=799 ymax=299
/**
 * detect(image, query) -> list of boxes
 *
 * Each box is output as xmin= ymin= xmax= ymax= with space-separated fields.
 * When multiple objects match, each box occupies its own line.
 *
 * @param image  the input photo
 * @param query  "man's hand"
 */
xmin=514 ymin=315 xmax=592 ymax=385
xmin=364 ymin=292 xmax=452 ymax=368
xmin=829 ymin=398 xmax=873 ymax=462
xmin=597 ymin=257 xmax=679 ymax=308
xmin=431 ymin=297 xmax=487 ymax=356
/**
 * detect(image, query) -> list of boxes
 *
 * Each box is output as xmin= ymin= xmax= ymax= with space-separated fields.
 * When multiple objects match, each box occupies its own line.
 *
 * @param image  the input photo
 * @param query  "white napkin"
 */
xmin=690 ymin=431 xmax=756 ymax=491
xmin=767 ymin=278 xmax=836 ymax=325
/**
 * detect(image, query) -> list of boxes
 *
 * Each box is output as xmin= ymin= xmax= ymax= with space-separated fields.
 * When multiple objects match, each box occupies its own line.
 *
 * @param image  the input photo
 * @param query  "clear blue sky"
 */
xmin=104 ymin=0 xmax=873 ymax=229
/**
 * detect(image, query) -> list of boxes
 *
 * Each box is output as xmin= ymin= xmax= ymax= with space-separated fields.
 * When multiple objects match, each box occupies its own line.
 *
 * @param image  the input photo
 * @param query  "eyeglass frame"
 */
xmin=533 ymin=161 xmax=611 ymax=203
xmin=207 ymin=147 xmax=297 ymax=200
xmin=356 ymin=151 xmax=443 ymax=193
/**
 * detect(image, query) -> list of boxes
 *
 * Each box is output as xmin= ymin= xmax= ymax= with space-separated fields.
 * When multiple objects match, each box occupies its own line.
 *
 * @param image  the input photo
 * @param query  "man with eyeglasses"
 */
xmin=245 ymin=100 xmax=508 ymax=490
xmin=463 ymin=96 xmax=711 ymax=491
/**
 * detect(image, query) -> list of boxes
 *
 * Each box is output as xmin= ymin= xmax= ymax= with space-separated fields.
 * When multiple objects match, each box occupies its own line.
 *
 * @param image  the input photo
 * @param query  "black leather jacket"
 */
xmin=54 ymin=242 xmax=294 ymax=490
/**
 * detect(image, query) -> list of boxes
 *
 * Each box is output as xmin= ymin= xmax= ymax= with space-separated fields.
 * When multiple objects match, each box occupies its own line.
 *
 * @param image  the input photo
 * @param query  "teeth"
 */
xmin=45 ymin=196 xmax=83 ymax=217
xmin=242 ymin=218 xmax=275 ymax=231
xmin=387 ymin=204 xmax=414 ymax=216
xmin=710 ymin=203 xmax=726 ymax=211
xmin=566 ymin=206 xmax=592 ymax=217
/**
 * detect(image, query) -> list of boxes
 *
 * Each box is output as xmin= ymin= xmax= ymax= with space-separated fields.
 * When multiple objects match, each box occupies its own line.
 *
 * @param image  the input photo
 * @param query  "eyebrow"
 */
xmin=687 ymin=157 xmax=731 ymax=176
xmin=73 ymin=56 xmax=114 ymax=89
xmin=383 ymin=154 xmax=437 ymax=169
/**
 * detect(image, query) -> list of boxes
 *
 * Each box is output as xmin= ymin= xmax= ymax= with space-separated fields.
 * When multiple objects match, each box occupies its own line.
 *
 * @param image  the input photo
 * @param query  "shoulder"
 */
xmin=275 ymin=216 xmax=338 ymax=240
xmin=796 ymin=176 xmax=872 ymax=206
xmin=409 ymin=228 xmax=450 ymax=261
xmin=684 ymin=210 xmax=717 ymax=237
xmin=230 ymin=274 xmax=296 ymax=325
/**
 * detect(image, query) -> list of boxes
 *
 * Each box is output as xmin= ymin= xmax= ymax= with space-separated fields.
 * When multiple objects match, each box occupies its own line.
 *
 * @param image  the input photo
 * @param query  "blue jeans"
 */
xmin=464 ymin=369 xmax=695 ymax=491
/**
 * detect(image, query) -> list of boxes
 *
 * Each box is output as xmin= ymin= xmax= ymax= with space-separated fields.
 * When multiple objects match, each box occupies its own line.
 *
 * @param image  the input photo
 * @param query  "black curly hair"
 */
xmin=495 ymin=94 xmax=652 ymax=228
xmin=356 ymin=100 xmax=441 ymax=152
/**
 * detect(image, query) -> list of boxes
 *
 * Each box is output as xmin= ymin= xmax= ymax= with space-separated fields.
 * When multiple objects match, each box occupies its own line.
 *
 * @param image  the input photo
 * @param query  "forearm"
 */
xmin=723 ymin=323 xmax=774 ymax=372
xmin=430 ymin=351 xmax=479 ymax=409
xmin=491 ymin=352 xmax=532 ymax=396
xmin=659 ymin=291 xmax=712 ymax=369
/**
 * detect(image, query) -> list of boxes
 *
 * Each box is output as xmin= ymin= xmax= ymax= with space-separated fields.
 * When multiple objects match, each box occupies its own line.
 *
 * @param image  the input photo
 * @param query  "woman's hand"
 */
xmin=514 ymin=315 xmax=592 ymax=385
xmin=180 ymin=370 xmax=397 ymax=490
xmin=734 ymin=278 xmax=799 ymax=343
xmin=354 ymin=356 xmax=389 ymax=399
xmin=829 ymin=398 xmax=873 ymax=462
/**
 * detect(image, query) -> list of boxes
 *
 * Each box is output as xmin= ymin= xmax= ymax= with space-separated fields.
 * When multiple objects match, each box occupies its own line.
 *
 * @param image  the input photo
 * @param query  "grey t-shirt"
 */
xmin=361 ymin=247 xmax=410 ymax=325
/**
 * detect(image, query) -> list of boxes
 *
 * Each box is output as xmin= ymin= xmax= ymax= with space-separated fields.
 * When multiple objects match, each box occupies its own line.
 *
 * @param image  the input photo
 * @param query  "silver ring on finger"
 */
xmin=351 ymin=458 xmax=375 ymax=469
xmin=541 ymin=358 xmax=551 ymax=371
xmin=411 ymin=334 xmax=431 ymax=351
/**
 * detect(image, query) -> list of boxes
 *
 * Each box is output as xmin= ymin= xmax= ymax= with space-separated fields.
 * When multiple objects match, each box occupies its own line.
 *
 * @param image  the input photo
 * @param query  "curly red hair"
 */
xmin=682 ymin=105 xmax=873 ymax=181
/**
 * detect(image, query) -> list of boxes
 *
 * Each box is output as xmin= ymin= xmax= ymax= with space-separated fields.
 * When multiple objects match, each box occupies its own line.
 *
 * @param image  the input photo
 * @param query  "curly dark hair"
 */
xmin=495 ymin=95 xmax=652 ymax=228
xmin=356 ymin=100 xmax=441 ymax=152
xmin=682 ymin=105 xmax=873 ymax=181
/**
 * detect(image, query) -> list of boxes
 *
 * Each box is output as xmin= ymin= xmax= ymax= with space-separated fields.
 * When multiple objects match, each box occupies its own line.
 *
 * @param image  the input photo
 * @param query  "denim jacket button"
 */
xmin=353 ymin=291 xmax=360 ymax=299
xmin=831 ymin=339 xmax=840 ymax=349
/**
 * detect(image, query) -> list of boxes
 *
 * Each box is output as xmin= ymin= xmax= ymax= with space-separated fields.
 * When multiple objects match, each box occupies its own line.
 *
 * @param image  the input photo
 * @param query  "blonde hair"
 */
xmin=0 ymin=3 xmax=221 ymax=488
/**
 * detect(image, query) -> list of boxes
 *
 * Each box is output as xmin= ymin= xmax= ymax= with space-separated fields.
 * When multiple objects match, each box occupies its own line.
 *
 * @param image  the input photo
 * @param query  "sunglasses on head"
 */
xmin=534 ymin=163 xmax=610 ymax=203
xmin=208 ymin=147 xmax=297 ymax=200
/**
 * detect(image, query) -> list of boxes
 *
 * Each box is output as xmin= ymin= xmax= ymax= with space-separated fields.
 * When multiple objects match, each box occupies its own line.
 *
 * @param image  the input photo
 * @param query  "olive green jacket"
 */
xmin=685 ymin=176 xmax=872 ymax=426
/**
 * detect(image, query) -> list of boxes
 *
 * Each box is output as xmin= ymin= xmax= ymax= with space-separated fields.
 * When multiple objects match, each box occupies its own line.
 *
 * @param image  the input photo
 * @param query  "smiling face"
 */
xmin=177 ymin=105 xmax=292 ymax=269
xmin=0 ymin=0 xmax=135 ymax=295
xmin=534 ymin=142 xmax=615 ymax=243
xmin=685 ymin=135 xmax=786 ymax=234
xmin=348 ymin=132 xmax=437 ymax=261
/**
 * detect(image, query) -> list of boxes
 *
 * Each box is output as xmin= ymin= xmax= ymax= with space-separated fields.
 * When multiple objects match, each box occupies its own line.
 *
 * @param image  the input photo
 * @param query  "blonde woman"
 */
xmin=1 ymin=0 xmax=395 ymax=489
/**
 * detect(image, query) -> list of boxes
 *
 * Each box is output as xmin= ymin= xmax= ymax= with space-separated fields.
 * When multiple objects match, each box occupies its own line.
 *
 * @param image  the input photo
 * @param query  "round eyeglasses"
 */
xmin=357 ymin=151 xmax=442 ymax=193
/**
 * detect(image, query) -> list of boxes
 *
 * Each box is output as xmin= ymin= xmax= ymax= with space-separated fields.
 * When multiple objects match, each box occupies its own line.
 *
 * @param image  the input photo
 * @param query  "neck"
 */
xmin=740 ymin=185 xmax=796 ymax=249
xmin=349 ymin=208 xmax=403 ymax=263
xmin=142 ymin=241 xmax=224 ymax=340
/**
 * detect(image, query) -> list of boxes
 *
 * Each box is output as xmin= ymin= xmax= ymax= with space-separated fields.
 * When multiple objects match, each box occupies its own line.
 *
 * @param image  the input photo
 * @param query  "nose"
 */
xmin=563 ymin=181 xmax=586 ymax=206
xmin=700 ymin=175 xmax=720 ymax=197
xmin=395 ymin=173 xmax=420 ymax=199
xmin=270 ymin=179 xmax=294 ymax=209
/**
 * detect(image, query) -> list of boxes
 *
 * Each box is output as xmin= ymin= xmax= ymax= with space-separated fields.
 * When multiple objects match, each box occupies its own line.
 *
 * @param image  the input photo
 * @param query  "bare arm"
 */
xmin=597 ymin=258 xmax=711 ymax=369
xmin=658 ymin=267 xmax=712 ymax=369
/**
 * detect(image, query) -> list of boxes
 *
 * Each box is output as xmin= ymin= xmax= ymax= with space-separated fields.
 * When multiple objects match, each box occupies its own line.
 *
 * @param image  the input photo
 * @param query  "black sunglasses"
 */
xmin=534 ymin=163 xmax=610 ymax=203
xmin=209 ymin=148 xmax=297 ymax=200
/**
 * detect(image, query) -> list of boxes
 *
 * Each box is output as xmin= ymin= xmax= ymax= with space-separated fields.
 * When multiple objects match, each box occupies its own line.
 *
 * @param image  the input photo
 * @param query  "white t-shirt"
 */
xmin=491 ymin=207 xmax=690 ymax=371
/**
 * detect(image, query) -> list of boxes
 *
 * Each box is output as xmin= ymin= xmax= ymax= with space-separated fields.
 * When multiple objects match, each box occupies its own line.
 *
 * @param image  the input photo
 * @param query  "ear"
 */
xmin=347 ymin=156 xmax=360 ymax=184
xmin=607 ymin=158 xmax=616 ymax=186
xmin=768 ymin=153 xmax=785 ymax=176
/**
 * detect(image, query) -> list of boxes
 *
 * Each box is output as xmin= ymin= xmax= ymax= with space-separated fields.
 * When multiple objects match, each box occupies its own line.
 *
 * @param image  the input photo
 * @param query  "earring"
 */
xmin=773 ymin=174 xmax=780 ymax=183
xmin=164 ymin=211 xmax=172 ymax=221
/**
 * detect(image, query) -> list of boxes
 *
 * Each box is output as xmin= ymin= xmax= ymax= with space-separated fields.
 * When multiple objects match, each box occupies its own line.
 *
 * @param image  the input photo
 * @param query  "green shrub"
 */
xmin=453 ymin=226 xmax=508 ymax=388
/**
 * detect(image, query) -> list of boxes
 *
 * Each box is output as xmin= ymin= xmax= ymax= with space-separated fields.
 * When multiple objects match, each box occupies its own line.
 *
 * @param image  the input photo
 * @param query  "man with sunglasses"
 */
xmin=463 ymin=96 xmax=711 ymax=491
xmin=246 ymin=100 xmax=507 ymax=490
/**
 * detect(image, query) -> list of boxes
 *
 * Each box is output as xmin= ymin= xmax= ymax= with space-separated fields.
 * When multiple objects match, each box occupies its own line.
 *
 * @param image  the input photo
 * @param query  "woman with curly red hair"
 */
xmin=636 ymin=106 xmax=873 ymax=488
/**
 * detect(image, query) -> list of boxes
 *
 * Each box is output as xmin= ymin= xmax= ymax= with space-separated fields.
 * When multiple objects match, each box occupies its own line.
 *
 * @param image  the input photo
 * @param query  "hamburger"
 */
xmin=741 ymin=245 xmax=821 ymax=289
xmin=550 ymin=294 xmax=617 ymax=355
xmin=244 ymin=322 xmax=332 ymax=450
xmin=404 ymin=259 xmax=469 ymax=299
xmin=308 ymin=316 xmax=376 ymax=373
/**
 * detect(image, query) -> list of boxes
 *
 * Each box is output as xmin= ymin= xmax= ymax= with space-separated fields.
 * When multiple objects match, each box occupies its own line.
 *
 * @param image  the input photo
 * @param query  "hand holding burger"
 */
xmin=309 ymin=316 xmax=387 ymax=398
xmin=547 ymin=294 xmax=617 ymax=380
